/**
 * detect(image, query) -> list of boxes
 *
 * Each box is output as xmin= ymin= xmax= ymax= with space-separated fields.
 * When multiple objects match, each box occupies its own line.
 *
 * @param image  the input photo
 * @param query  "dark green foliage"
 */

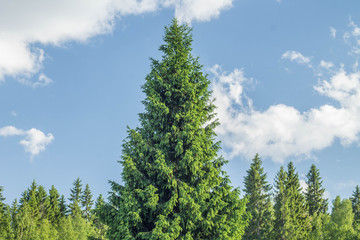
xmin=285 ymin=162 xmax=311 ymax=239
xmin=22 ymin=180 xmax=39 ymax=219
xmin=37 ymin=185 xmax=50 ymax=220
xmin=48 ymin=185 xmax=61 ymax=225
xmin=59 ymin=195 xmax=67 ymax=217
xmin=305 ymin=164 xmax=327 ymax=216
xmin=243 ymin=154 xmax=273 ymax=239
xmin=81 ymin=184 xmax=94 ymax=221
xmin=10 ymin=199 xmax=18 ymax=228
xmin=0 ymin=186 xmax=13 ymax=239
xmin=68 ymin=178 xmax=82 ymax=217
xmin=91 ymin=194 xmax=109 ymax=240
xmin=274 ymin=166 xmax=291 ymax=240
xmin=351 ymin=185 xmax=360 ymax=224
xmin=105 ymin=19 xmax=249 ymax=239
xmin=273 ymin=163 xmax=311 ymax=239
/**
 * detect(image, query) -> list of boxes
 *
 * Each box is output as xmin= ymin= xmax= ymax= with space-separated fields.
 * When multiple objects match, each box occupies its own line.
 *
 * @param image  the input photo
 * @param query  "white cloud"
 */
xmin=0 ymin=126 xmax=24 ymax=136
xmin=0 ymin=126 xmax=53 ymax=158
xmin=0 ymin=0 xmax=234 ymax=83
xmin=335 ymin=180 xmax=357 ymax=189
xmin=282 ymin=50 xmax=311 ymax=67
xmin=171 ymin=0 xmax=233 ymax=23
xmin=299 ymin=179 xmax=308 ymax=194
xmin=18 ymin=73 xmax=53 ymax=88
xmin=11 ymin=111 xmax=17 ymax=117
xmin=19 ymin=128 xmax=54 ymax=158
xmin=350 ymin=20 xmax=360 ymax=37
xmin=212 ymin=65 xmax=360 ymax=163
xmin=319 ymin=60 xmax=334 ymax=69
xmin=343 ymin=19 xmax=360 ymax=56
xmin=329 ymin=27 xmax=336 ymax=38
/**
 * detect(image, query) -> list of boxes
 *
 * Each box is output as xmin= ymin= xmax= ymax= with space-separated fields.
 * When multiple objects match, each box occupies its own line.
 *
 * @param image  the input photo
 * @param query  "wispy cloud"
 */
xmin=18 ymin=73 xmax=53 ymax=88
xmin=329 ymin=27 xmax=336 ymax=38
xmin=0 ymin=0 xmax=234 ymax=84
xmin=281 ymin=50 xmax=312 ymax=67
xmin=0 ymin=126 xmax=54 ymax=158
xmin=335 ymin=180 xmax=357 ymax=190
xmin=319 ymin=60 xmax=334 ymax=69
xmin=343 ymin=19 xmax=360 ymax=55
xmin=10 ymin=111 xmax=17 ymax=117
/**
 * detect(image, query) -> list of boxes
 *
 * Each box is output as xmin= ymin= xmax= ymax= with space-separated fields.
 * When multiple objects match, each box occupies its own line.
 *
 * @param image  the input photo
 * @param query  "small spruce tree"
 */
xmin=305 ymin=164 xmax=328 ymax=216
xmin=37 ymin=185 xmax=50 ymax=220
xmin=59 ymin=195 xmax=67 ymax=217
xmin=81 ymin=184 xmax=94 ymax=221
xmin=327 ymin=196 xmax=356 ymax=239
xmin=68 ymin=178 xmax=83 ymax=217
xmin=351 ymin=185 xmax=360 ymax=225
xmin=48 ymin=185 xmax=61 ymax=225
xmin=105 ymin=19 xmax=249 ymax=239
xmin=243 ymin=154 xmax=273 ymax=239
xmin=0 ymin=186 xmax=13 ymax=239
xmin=91 ymin=194 xmax=108 ymax=240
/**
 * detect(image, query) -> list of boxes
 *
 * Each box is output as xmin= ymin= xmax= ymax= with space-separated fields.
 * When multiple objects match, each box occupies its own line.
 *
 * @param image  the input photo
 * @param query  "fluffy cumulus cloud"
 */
xmin=212 ymin=21 xmax=360 ymax=163
xmin=0 ymin=0 xmax=234 ymax=82
xmin=0 ymin=126 xmax=54 ymax=158
xmin=171 ymin=0 xmax=233 ymax=23
xmin=212 ymin=64 xmax=360 ymax=163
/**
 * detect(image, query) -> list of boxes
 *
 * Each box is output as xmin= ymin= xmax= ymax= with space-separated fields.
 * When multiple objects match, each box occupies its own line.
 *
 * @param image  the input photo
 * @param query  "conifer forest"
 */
xmin=2 ymin=20 xmax=360 ymax=240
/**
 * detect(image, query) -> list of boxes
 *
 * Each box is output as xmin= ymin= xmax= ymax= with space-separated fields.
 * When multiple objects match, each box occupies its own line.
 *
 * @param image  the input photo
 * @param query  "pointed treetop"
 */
xmin=351 ymin=185 xmax=360 ymax=223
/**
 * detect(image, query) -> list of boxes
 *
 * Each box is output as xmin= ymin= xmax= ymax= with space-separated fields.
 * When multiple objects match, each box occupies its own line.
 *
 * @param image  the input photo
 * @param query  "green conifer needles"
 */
xmin=106 ymin=19 xmax=249 ymax=239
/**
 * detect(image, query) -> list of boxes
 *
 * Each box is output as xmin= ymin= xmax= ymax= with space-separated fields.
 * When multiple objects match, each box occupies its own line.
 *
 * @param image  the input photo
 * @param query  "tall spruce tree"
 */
xmin=305 ymin=164 xmax=327 ymax=216
xmin=351 ymin=185 xmax=360 ymax=224
xmin=243 ymin=154 xmax=273 ymax=239
xmin=273 ymin=166 xmax=291 ymax=240
xmin=285 ymin=162 xmax=311 ymax=239
xmin=69 ymin=178 xmax=83 ymax=217
xmin=105 ymin=19 xmax=249 ymax=239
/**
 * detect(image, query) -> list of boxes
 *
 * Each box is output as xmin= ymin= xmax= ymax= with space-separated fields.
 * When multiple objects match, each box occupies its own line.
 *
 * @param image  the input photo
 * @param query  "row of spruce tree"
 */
xmin=0 ymin=178 xmax=107 ymax=239
xmin=1 ymin=158 xmax=360 ymax=239
xmin=243 ymin=154 xmax=360 ymax=240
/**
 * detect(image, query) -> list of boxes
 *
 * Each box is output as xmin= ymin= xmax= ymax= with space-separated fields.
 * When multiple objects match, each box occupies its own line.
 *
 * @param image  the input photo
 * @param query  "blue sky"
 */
xmin=1 ymin=0 xmax=360 ymax=205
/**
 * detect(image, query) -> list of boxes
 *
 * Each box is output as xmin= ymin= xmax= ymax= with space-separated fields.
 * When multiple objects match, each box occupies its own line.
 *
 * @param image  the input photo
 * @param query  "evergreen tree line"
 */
xmin=0 ymin=178 xmax=108 ymax=240
xmin=243 ymin=154 xmax=360 ymax=240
